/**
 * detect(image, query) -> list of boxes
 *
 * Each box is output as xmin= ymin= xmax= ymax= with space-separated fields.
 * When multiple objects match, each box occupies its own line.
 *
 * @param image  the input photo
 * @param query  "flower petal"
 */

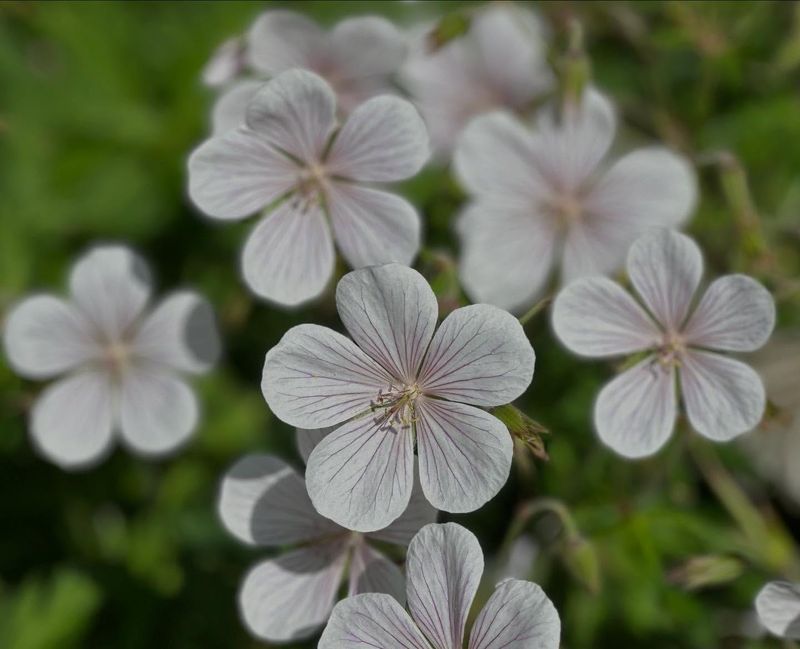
xmin=211 ymin=79 xmax=263 ymax=135
xmin=469 ymin=579 xmax=561 ymax=649
xmin=328 ymin=16 xmax=407 ymax=81
xmin=262 ymin=323 xmax=393 ymax=428
xmin=683 ymin=275 xmax=775 ymax=352
xmin=241 ymin=201 xmax=335 ymax=306
xmin=246 ymin=10 xmax=321 ymax=75
xmin=626 ymin=229 xmax=702 ymax=331
xmin=348 ymin=541 xmax=405 ymax=605
xmin=3 ymin=295 xmax=97 ymax=379
xmin=336 ymin=264 xmax=438 ymax=383
xmin=327 ymin=183 xmax=420 ymax=269
xmin=327 ymin=96 xmax=429 ymax=182
xmin=552 ymin=277 xmax=662 ymax=357
xmin=239 ymin=541 xmax=347 ymax=643
xmin=69 ymin=245 xmax=152 ymax=342
xmin=457 ymin=200 xmax=558 ymax=313
xmin=367 ymin=471 xmax=438 ymax=546
xmin=132 ymin=291 xmax=220 ymax=374
xmin=296 ymin=426 xmax=335 ymax=464
xmin=406 ymin=523 xmax=483 ymax=649
xmin=680 ymin=350 xmax=766 ymax=442
xmin=319 ymin=593 xmax=432 ymax=649
xmin=418 ymin=304 xmax=534 ymax=406
xmin=118 ymin=364 xmax=198 ymax=456
xmin=30 ymin=370 xmax=115 ymax=469
xmin=188 ymin=128 xmax=297 ymax=220
xmin=305 ymin=413 xmax=415 ymax=533
xmin=202 ymin=36 xmax=245 ymax=87
xmin=415 ymin=398 xmax=512 ymax=513
xmin=246 ymin=69 xmax=336 ymax=164
xmin=755 ymin=581 xmax=800 ymax=639
xmin=594 ymin=357 xmax=677 ymax=458
xmin=218 ymin=453 xmax=339 ymax=546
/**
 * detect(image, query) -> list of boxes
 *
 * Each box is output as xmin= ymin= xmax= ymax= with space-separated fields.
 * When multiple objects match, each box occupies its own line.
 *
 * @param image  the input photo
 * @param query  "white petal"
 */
xmin=626 ymin=229 xmax=703 ymax=331
xmin=415 ymin=399 xmax=512 ymax=513
xmin=418 ymin=304 xmax=534 ymax=407
xmin=118 ymin=364 xmax=198 ymax=456
xmin=211 ymin=79 xmax=263 ymax=135
xmin=69 ymin=245 xmax=152 ymax=342
xmin=132 ymin=291 xmax=220 ymax=374
xmin=305 ymin=414 xmax=415 ymax=533
xmin=680 ymin=351 xmax=766 ymax=442
xmin=457 ymin=200 xmax=558 ymax=313
xmin=202 ymin=37 xmax=245 ymax=87
xmin=454 ymin=111 xmax=544 ymax=198
xmin=559 ymin=216 xmax=639 ymax=284
xmin=246 ymin=10 xmax=321 ymax=75
xmin=336 ymin=264 xmax=438 ymax=383
xmin=683 ymin=275 xmax=775 ymax=352
xmin=241 ymin=201 xmax=335 ymax=306
xmin=406 ymin=523 xmax=483 ymax=649
xmin=367 ymin=472 xmax=438 ymax=546
xmin=246 ymin=69 xmax=336 ymax=164
xmin=3 ymin=295 xmax=97 ymax=379
xmin=328 ymin=16 xmax=407 ymax=81
xmin=347 ymin=541 xmax=405 ymax=605
xmin=239 ymin=541 xmax=347 ymax=643
xmin=327 ymin=183 xmax=420 ymax=269
xmin=755 ymin=581 xmax=800 ymax=639
xmin=262 ymin=323 xmax=393 ymax=428
xmin=327 ymin=96 xmax=429 ymax=182
xmin=296 ymin=426 xmax=335 ymax=464
xmin=594 ymin=357 xmax=677 ymax=458
xmin=30 ymin=370 xmax=115 ymax=469
xmin=188 ymin=128 xmax=297 ymax=221
xmin=218 ymin=453 xmax=339 ymax=546
xmin=319 ymin=593 xmax=432 ymax=649
xmin=469 ymin=579 xmax=561 ymax=649
xmin=552 ymin=277 xmax=662 ymax=357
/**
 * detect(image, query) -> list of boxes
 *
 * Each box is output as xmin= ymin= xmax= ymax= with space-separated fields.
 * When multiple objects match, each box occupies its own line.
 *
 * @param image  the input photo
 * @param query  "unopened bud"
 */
xmin=492 ymin=404 xmax=550 ymax=461
xmin=561 ymin=535 xmax=601 ymax=594
xmin=667 ymin=554 xmax=744 ymax=591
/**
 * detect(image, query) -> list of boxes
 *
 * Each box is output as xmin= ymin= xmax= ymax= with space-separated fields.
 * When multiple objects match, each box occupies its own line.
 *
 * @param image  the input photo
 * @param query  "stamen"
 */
xmin=369 ymin=383 xmax=421 ymax=434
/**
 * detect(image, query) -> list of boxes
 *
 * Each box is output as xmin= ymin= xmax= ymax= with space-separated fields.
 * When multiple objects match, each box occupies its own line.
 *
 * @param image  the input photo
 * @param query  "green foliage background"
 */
xmin=0 ymin=1 xmax=799 ymax=648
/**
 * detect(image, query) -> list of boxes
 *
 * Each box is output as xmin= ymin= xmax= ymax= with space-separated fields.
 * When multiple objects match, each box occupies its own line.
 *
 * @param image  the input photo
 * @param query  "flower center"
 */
xmin=656 ymin=332 xmax=686 ymax=368
xmin=370 ymin=383 xmax=422 ymax=434
xmin=548 ymin=192 xmax=583 ymax=226
xmin=104 ymin=341 xmax=130 ymax=376
xmin=291 ymin=163 xmax=328 ymax=213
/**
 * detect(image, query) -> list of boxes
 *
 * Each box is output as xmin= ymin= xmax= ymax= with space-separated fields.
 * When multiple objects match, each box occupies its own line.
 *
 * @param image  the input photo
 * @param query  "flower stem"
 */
xmin=518 ymin=296 xmax=552 ymax=327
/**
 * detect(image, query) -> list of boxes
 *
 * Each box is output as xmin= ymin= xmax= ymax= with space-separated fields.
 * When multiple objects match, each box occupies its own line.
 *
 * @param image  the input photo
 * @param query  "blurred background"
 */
xmin=1 ymin=1 xmax=799 ymax=647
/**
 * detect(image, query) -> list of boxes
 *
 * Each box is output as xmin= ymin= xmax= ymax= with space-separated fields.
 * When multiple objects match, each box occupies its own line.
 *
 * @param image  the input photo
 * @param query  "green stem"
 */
xmin=518 ymin=296 xmax=552 ymax=327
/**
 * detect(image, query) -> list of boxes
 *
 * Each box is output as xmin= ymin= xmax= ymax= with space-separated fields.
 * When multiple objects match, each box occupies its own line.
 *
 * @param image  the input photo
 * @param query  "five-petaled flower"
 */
xmin=319 ymin=522 xmax=561 ymax=649
xmin=3 ymin=245 xmax=220 ymax=469
xmin=262 ymin=263 xmax=535 ymax=531
xmin=454 ymin=88 xmax=697 ymax=313
xmin=755 ymin=581 xmax=800 ymax=640
xmin=552 ymin=229 xmax=775 ymax=458
xmin=208 ymin=10 xmax=408 ymax=134
xmin=189 ymin=69 xmax=429 ymax=307
xmin=217 ymin=427 xmax=436 ymax=643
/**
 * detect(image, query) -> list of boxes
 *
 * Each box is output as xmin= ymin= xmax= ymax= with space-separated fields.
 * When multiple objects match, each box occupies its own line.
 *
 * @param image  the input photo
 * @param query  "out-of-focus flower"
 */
xmin=402 ymin=4 xmax=554 ymax=157
xmin=208 ymin=11 xmax=407 ymax=133
xmin=189 ymin=69 xmax=429 ymax=307
xmin=262 ymin=263 xmax=534 ymax=531
xmin=3 ymin=245 xmax=220 ymax=469
xmin=217 ymin=428 xmax=436 ymax=643
xmin=552 ymin=229 xmax=775 ymax=458
xmin=319 ymin=522 xmax=561 ymax=649
xmin=755 ymin=581 xmax=800 ymax=639
xmin=454 ymin=89 xmax=697 ymax=313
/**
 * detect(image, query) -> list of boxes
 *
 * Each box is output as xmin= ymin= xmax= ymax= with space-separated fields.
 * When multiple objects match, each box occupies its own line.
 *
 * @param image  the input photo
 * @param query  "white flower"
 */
xmin=202 ymin=36 xmax=246 ymax=88
xmin=454 ymin=88 xmax=697 ymax=312
xmin=755 ymin=581 xmax=800 ymax=639
xmin=262 ymin=263 xmax=535 ymax=531
xmin=217 ymin=427 xmax=437 ymax=643
xmin=319 ymin=522 xmax=561 ymax=649
xmin=402 ymin=4 xmax=553 ymax=157
xmin=209 ymin=11 xmax=407 ymax=134
xmin=552 ymin=229 xmax=775 ymax=458
xmin=2 ymin=245 xmax=220 ymax=469
xmin=189 ymin=69 xmax=429 ymax=307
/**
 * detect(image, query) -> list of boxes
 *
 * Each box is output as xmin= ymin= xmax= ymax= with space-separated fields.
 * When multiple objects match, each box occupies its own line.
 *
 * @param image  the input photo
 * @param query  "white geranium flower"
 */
xmin=454 ymin=88 xmax=697 ymax=312
xmin=262 ymin=263 xmax=535 ymax=531
xmin=189 ymin=69 xmax=429 ymax=307
xmin=319 ymin=522 xmax=561 ymax=649
xmin=402 ymin=4 xmax=553 ymax=157
xmin=218 ymin=428 xmax=436 ymax=643
xmin=209 ymin=11 xmax=407 ymax=133
xmin=202 ymin=36 xmax=246 ymax=88
xmin=755 ymin=581 xmax=800 ymax=639
xmin=552 ymin=229 xmax=775 ymax=458
xmin=2 ymin=245 xmax=220 ymax=469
